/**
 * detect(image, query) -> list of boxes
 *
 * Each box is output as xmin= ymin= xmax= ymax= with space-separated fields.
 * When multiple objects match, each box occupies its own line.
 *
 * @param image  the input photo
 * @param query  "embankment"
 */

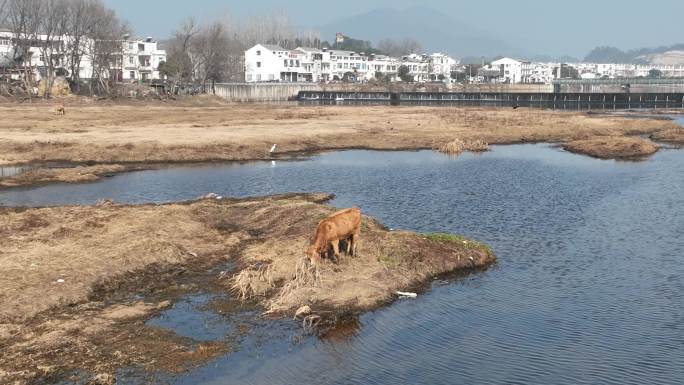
xmin=0 ymin=193 xmax=495 ymax=384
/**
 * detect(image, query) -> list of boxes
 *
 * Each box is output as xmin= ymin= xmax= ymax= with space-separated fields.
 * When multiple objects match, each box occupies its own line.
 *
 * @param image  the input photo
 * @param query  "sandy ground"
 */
xmin=0 ymin=99 xmax=681 ymax=188
xmin=0 ymin=193 xmax=494 ymax=384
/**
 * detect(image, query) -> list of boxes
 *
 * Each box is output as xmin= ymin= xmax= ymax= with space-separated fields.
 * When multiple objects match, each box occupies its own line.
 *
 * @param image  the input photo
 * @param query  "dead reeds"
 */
xmin=438 ymin=138 xmax=490 ymax=155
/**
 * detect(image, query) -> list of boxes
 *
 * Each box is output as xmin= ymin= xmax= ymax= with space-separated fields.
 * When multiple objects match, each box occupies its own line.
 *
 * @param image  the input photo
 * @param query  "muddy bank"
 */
xmin=0 ymin=193 xmax=495 ymax=384
xmin=0 ymin=103 xmax=680 ymax=188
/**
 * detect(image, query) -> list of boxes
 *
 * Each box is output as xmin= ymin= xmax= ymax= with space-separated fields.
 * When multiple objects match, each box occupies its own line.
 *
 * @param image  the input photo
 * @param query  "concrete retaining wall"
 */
xmin=213 ymin=83 xmax=322 ymax=102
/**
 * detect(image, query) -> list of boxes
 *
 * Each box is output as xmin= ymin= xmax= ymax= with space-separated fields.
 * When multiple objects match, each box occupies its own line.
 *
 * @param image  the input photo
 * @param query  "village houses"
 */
xmin=0 ymin=30 xmax=167 ymax=83
xmin=244 ymin=43 xmax=458 ymax=83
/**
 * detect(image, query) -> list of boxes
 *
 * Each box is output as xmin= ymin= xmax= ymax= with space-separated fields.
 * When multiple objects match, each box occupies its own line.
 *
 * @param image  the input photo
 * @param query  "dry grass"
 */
xmin=226 ymin=208 xmax=495 ymax=315
xmin=0 ymin=164 xmax=126 ymax=188
xmin=0 ymin=103 xmax=677 ymax=172
xmin=563 ymin=136 xmax=659 ymax=159
xmin=650 ymin=126 xmax=684 ymax=144
xmin=438 ymin=138 xmax=490 ymax=155
xmin=0 ymin=192 xmax=495 ymax=383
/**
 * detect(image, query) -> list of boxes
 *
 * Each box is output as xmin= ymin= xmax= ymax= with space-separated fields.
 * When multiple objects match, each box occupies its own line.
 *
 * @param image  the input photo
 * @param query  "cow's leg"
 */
xmin=352 ymin=229 xmax=360 ymax=256
xmin=345 ymin=236 xmax=352 ymax=255
xmin=331 ymin=239 xmax=341 ymax=263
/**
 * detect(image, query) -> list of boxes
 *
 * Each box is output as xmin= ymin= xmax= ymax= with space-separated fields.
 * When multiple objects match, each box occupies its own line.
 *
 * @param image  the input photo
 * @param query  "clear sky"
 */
xmin=105 ymin=0 xmax=684 ymax=57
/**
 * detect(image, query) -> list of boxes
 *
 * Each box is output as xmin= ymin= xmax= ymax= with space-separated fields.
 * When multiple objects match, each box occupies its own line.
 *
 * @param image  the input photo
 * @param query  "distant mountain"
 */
xmin=318 ymin=7 xmax=521 ymax=59
xmin=584 ymin=43 xmax=684 ymax=64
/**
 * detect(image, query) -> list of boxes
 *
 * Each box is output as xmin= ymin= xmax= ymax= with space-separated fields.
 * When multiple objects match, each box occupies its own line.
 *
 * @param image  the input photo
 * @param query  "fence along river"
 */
xmin=298 ymin=90 xmax=684 ymax=109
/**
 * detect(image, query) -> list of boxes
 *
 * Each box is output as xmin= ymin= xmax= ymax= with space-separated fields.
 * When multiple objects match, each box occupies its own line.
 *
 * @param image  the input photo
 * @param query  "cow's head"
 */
xmin=306 ymin=244 xmax=321 ymax=265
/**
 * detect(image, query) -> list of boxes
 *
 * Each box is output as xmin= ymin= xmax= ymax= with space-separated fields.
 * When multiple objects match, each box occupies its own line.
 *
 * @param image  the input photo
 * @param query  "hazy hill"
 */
xmin=584 ymin=44 xmax=684 ymax=64
xmin=318 ymin=7 xmax=520 ymax=58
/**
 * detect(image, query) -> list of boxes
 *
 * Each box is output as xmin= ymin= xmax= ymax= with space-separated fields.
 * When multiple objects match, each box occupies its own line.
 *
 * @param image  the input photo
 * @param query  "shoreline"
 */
xmin=1 ymin=103 xmax=683 ymax=189
xmin=2 ymin=137 xmax=682 ymax=191
xmin=0 ymin=193 xmax=495 ymax=384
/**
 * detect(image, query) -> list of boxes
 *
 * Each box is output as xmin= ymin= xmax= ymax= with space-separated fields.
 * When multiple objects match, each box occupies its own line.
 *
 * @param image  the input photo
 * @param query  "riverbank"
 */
xmin=0 ymin=101 xmax=681 ymax=188
xmin=0 ymin=193 xmax=495 ymax=384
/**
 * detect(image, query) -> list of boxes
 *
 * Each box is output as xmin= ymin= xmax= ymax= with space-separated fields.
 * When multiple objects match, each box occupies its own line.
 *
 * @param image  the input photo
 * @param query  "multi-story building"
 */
xmin=244 ymin=44 xmax=304 ymax=82
xmin=428 ymin=53 xmax=458 ymax=80
xmin=119 ymin=37 xmax=167 ymax=81
xmin=368 ymin=54 xmax=400 ymax=81
xmin=328 ymin=50 xmax=371 ymax=81
xmin=0 ymin=30 xmax=166 ymax=82
xmin=244 ymin=44 xmax=458 ymax=83
xmin=490 ymin=57 xmax=533 ymax=83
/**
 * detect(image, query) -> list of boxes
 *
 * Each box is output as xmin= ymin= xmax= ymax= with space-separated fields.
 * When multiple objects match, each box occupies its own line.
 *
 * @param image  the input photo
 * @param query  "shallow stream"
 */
xmin=3 ymin=139 xmax=683 ymax=384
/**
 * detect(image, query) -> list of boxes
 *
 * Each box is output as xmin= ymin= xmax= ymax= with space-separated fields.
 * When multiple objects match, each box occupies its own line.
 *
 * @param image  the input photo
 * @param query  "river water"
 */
xmin=2 ymin=141 xmax=684 ymax=384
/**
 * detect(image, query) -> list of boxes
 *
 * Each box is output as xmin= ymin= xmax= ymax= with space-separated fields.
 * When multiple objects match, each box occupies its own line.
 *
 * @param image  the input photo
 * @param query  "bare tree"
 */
xmin=160 ymin=18 xmax=199 ymax=92
xmin=0 ymin=0 xmax=9 ymax=26
xmin=7 ymin=0 xmax=42 ymax=97
xmin=64 ymin=0 xmax=101 ymax=92
xmin=83 ymin=5 xmax=128 ymax=95
xmin=37 ymin=0 xmax=70 ymax=98
xmin=193 ymin=21 xmax=229 ymax=91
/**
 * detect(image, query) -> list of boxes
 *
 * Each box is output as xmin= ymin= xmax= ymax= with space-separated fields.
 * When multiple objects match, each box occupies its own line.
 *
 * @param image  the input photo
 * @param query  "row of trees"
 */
xmin=162 ymin=12 xmax=325 ymax=91
xmin=161 ymin=13 xmax=431 ymax=90
xmin=1 ymin=0 xmax=128 ymax=97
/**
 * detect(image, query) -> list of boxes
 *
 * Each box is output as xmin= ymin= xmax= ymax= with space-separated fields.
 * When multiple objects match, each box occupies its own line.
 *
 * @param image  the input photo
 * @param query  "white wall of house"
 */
xmin=244 ymin=44 xmax=458 ymax=83
xmin=120 ymin=38 xmax=166 ymax=81
xmin=0 ymin=30 xmax=166 ymax=82
xmin=244 ymin=44 xmax=300 ymax=82
xmin=491 ymin=57 xmax=533 ymax=83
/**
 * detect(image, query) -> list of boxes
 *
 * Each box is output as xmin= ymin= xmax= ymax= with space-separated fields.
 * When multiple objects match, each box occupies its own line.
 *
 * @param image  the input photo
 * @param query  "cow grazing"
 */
xmin=306 ymin=207 xmax=361 ymax=265
xmin=54 ymin=103 xmax=65 ymax=115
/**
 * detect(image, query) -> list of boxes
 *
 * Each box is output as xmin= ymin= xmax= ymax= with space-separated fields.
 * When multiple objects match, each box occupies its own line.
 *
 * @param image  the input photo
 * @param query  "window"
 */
xmin=284 ymin=59 xmax=288 ymax=67
xmin=295 ymin=60 xmax=299 ymax=67
xmin=129 ymin=57 xmax=135 ymax=65
xmin=256 ymin=62 xmax=261 ymax=68
xmin=128 ymin=43 xmax=133 ymax=50
xmin=256 ymin=50 xmax=261 ymax=56
xmin=289 ymin=59 xmax=294 ymax=66
xmin=269 ymin=74 xmax=274 ymax=80
xmin=0 ymin=38 xmax=9 ymax=46
xmin=129 ymin=71 xmax=135 ymax=79
xmin=246 ymin=74 xmax=252 ymax=81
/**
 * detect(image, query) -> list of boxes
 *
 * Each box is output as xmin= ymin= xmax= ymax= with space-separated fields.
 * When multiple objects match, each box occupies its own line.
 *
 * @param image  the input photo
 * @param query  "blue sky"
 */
xmin=105 ymin=0 xmax=684 ymax=57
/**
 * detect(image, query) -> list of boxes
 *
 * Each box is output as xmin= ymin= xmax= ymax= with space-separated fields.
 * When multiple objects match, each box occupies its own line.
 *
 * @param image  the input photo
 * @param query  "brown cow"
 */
xmin=54 ymin=103 xmax=65 ymax=115
xmin=306 ymin=207 xmax=361 ymax=265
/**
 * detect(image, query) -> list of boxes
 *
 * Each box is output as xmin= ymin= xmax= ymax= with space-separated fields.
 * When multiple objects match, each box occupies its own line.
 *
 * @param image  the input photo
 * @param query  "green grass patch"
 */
xmin=422 ymin=233 xmax=493 ymax=254
xmin=377 ymin=254 xmax=399 ymax=267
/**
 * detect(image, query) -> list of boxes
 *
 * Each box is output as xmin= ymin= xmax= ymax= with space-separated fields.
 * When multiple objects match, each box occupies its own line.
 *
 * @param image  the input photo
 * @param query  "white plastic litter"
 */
xmin=396 ymin=291 xmax=417 ymax=298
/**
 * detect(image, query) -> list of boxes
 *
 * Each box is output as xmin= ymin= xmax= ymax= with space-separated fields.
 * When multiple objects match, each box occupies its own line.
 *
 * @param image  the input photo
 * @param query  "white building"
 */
xmin=368 ymin=54 xmax=400 ymax=81
xmin=244 ymin=44 xmax=304 ymax=82
xmin=490 ymin=57 xmax=532 ymax=83
xmin=243 ymin=43 xmax=458 ymax=83
xmin=528 ymin=62 xmax=555 ymax=84
xmin=0 ymin=30 xmax=166 ymax=82
xmin=120 ymin=37 xmax=167 ymax=81
xmin=428 ymin=53 xmax=458 ymax=80
xmin=328 ymin=49 xmax=371 ymax=81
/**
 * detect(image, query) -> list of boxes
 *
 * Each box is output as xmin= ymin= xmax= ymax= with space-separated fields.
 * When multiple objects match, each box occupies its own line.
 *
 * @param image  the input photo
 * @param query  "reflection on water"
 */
xmin=3 ymin=144 xmax=684 ymax=385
